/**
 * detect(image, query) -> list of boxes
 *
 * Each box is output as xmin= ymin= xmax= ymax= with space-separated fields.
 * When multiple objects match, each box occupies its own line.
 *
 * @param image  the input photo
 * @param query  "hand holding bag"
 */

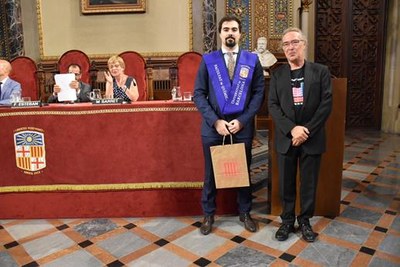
xmin=210 ymin=135 xmax=250 ymax=188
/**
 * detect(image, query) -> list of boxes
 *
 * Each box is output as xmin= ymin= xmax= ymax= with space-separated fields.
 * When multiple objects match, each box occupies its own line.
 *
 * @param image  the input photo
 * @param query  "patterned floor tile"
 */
xmin=126 ymin=247 xmax=191 ymax=267
xmin=74 ymin=219 xmax=118 ymax=239
xmin=366 ymin=184 xmax=398 ymax=195
xmin=4 ymin=220 xmax=54 ymax=240
xmin=322 ymin=220 xmax=372 ymax=244
xmin=354 ymin=194 xmax=393 ymax=209
xmin=340 ymin=206 xmax=383 ymax=225
xmin=41 ymin=250 xmax=103 ymax=267
xmin=212 ymin=216 xmax=248 ymax=236
xmin=22 ymin=232 xmax=75 ymax=260
xmin=96 ymin=232 xmax=151 ymax=258
xmin=391 ymin=216 xmax=400 ymax=232
xmin=139 ymin=218 xmax=189 ymax=238
xmin=342 ymin=178 xmax=360 ymax=189
xmin=343 ymin=170 xmax=370 ymax=181
xmin=0 ymin=251 xmax=18 ymax=267
xmin=369 ymin=256 xmax=400 ymax=267
xmin=248 ymin=224 xmax=299 ymax=251
xmin=378 ymin=235 xmax=400 ymax=256
xmin=347 ymin=164 xmax=378 ymax=173
xmin=172 ymin=230 xmax=227 ymax=257
xmin=1 ymin=129 xmax=399 ymax=267
xmin=215 ymin=245 xmax=276 ymax=266
xmin=298 ymin=241 xmax=357 ymax=266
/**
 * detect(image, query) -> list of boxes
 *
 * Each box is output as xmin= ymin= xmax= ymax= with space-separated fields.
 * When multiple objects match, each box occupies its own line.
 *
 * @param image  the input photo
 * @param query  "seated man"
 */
xmin=48 ymin=64 xmax=91 ymax=103
xmin=0 ymin=59 xmax=22 ymax=105
xmin=253 ymin=37 xmax=277 ymax=76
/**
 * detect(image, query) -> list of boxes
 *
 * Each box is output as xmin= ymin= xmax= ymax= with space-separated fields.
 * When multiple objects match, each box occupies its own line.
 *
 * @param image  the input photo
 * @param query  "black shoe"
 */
xmin=200 ymin=215 xmax=214 ymax=235
xmin=300 ymin=222 xmax=316 ymax=242
xmin=275 ymin=223 xmax=295 ymax=241
xmin=239 ymin=213 xmax=257 ymax=232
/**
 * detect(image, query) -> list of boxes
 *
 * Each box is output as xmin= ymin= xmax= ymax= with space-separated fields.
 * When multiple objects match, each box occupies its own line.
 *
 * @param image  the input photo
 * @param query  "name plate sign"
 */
xmin=92 ymin=98 xmax=124 ymax=104
xmin=11 ymin=101 xmax=42 ymax=108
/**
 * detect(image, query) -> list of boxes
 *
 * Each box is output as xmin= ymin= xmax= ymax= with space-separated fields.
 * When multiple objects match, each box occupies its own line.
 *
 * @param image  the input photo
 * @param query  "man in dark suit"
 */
xmin=48 ymin=64 xmax=91 ymax=103
xmin=193 ymin=15 xmax=265 ymax=235
xmin=268 ymin=27 xmax=332 ymax=242
xmin=0 ymin=59 xmax=22 ymax=105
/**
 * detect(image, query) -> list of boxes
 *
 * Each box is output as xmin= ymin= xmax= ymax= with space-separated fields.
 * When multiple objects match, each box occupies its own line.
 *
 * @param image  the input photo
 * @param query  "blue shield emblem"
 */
xmin=14 ymin=130 xmax=46 ymax=172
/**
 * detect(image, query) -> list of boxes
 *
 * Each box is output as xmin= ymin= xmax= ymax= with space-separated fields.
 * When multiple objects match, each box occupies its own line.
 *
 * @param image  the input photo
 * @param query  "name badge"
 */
xmin=92 ymin=98 xmax=124 ymax=105
xmin=11 ymin=101 xmax=42 ymax=108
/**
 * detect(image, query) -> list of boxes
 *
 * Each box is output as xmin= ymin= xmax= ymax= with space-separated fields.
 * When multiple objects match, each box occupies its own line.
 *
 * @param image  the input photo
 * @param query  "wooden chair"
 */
xmin=57 ymin=50 xmax=91 ymax=84
xmin=9 ymin=56 xmax=39 ymax=101
xmin=176 ymin=51 xmax=202 ymax=94
xmin=118 ymin=51 xmax=149 ymax=101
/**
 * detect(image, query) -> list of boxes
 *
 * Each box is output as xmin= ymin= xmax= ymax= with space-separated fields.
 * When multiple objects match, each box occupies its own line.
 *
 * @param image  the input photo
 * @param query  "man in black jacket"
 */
xmin=268 ymin=27 xmax=332 ymax=242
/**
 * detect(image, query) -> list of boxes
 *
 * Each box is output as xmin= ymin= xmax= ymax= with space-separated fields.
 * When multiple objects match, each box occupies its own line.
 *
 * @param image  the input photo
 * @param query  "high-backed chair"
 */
xmin=9 ymin=56 xmax=39 ymax=101
xmin=177 ymin=51 xmax=202 ymax=94
xmin=58 ymin=50 xmax=91 ymax=84
xmin=118 ymin=51 xmax=148 ymax=101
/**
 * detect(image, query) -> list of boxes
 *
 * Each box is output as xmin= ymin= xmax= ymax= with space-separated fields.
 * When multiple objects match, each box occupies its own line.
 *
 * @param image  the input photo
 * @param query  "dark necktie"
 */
xmin=227 ymin=52 xmax=235 ymax=79
xmin=0 ymin=82 xmax=2 ymax=97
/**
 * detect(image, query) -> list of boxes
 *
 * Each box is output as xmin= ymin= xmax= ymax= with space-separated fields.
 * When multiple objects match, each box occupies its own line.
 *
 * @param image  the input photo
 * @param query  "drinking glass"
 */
xmin=183 ymin=92 xmax=192 ymax=101
xmin=10 ymin=91 xmax=21 ymax=103
xmin=93 ymin=89 xmax=102 ymax=99
xmin=89 ymin=89 xmax=102 ymax=100
xmin=89 ymin=92 xmax=96 ymax=100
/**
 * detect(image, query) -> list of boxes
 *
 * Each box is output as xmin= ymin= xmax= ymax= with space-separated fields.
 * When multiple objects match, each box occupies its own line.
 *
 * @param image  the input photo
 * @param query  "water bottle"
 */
xmin=175 ymin=86 xmax=181 ymax=101
xmin=171 ymin=86 xmax=177 ymax=100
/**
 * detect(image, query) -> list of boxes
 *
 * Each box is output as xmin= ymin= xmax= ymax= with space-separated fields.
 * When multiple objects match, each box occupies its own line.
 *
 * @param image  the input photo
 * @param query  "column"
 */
xmin=0 ymin=0 xmax=24 ymax=59
xmin=202 ymin=0 xmax=217 ymax=53
xmin=301 ymin=0 xmax=312 ymax=38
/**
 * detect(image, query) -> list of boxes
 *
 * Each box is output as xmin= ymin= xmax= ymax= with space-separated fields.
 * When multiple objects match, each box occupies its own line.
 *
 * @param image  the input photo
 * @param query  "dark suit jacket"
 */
xmin=48 ymin=82 xmax=91 ymax=103
xmin=268 ymin=61 xmax=332 ymax=155
xmin=193 ymin=49 xmax=265 ymax=139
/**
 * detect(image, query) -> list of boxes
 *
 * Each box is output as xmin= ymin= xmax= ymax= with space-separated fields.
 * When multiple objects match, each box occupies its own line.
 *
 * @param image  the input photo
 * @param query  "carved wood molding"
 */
xmin=315 ymin=0 xmax=388 ymax=128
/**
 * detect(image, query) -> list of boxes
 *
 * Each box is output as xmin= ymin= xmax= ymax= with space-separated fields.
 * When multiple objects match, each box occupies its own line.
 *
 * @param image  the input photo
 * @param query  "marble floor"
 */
xmin=0 ymin=129 xmax=399 ymax=267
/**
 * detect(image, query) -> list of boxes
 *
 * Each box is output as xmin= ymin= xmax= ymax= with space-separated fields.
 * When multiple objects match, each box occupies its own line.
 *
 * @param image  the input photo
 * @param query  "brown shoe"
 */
xmin=200 ymin=215 xmax=214 ymax=235
xmin=239 ymin=213 xmax=257 ymax=232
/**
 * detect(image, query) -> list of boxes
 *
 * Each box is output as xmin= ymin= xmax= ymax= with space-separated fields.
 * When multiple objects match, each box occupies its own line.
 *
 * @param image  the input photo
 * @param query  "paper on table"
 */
xmin=54 ymin=73 xmax=77 ymax=102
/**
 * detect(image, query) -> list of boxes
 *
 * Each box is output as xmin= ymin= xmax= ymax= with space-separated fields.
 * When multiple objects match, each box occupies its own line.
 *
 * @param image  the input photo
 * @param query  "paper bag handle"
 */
xmin=222 ymin=134 xmax=233 ymax=145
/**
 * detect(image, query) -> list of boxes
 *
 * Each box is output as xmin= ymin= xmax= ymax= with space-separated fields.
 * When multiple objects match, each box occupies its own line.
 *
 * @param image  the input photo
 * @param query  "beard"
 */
xmin=225 ymin=37 xmax=236 ymax=48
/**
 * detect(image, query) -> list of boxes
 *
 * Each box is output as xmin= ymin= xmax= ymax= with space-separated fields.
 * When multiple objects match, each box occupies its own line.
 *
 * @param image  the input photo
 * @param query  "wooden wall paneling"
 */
xmin=347 ymin=0 xmax=388 ymax=128
xmin=315 ymin=0 xmax=388 ymax=128
xmin=315 ymin=0 xmax=347 ymax=77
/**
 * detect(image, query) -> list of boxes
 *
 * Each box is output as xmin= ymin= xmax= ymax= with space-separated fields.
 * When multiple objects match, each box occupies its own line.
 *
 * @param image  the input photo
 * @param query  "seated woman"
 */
xmin=104 ymin=55 xmax=139 ymax=102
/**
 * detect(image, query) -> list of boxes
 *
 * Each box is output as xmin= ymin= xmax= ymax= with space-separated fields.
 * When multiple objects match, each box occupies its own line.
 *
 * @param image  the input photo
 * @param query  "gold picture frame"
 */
xmin=81 ymin=0 xmax=146 ymax=14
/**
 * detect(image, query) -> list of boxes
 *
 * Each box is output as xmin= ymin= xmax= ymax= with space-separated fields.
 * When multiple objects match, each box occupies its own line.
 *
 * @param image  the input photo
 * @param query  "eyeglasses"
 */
xmin=282 ymin=39 xmax=304 ymax=49
xmin=69 ymin=72 xmax=81 ymax=77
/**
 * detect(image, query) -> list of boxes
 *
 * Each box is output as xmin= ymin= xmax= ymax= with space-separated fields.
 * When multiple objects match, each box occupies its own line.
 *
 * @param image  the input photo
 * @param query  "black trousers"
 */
xmin=277 ymin=146 xmax=321 ymax=225
xmin=201 ymin=135 xmax=253 ymax=216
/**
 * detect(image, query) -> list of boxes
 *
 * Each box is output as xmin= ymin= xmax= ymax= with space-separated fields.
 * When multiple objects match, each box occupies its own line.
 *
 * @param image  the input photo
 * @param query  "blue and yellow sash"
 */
xmin=204 ymin=50 xmax=257 ymax=115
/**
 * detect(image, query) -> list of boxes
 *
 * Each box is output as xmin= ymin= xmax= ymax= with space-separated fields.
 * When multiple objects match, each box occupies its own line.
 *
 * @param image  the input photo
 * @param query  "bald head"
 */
xmin=0 ymin=59 xmax=12 ymax=79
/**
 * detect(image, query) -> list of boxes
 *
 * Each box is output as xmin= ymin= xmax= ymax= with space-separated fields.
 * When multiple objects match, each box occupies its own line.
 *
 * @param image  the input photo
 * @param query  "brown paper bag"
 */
xmin=210 ymin=135 xmax=250 ymax=188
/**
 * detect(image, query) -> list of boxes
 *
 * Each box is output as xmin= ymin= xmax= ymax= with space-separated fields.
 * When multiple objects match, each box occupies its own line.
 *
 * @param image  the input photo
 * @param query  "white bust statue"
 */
xmin=253 ymin=37 xmax=277 ymax=75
